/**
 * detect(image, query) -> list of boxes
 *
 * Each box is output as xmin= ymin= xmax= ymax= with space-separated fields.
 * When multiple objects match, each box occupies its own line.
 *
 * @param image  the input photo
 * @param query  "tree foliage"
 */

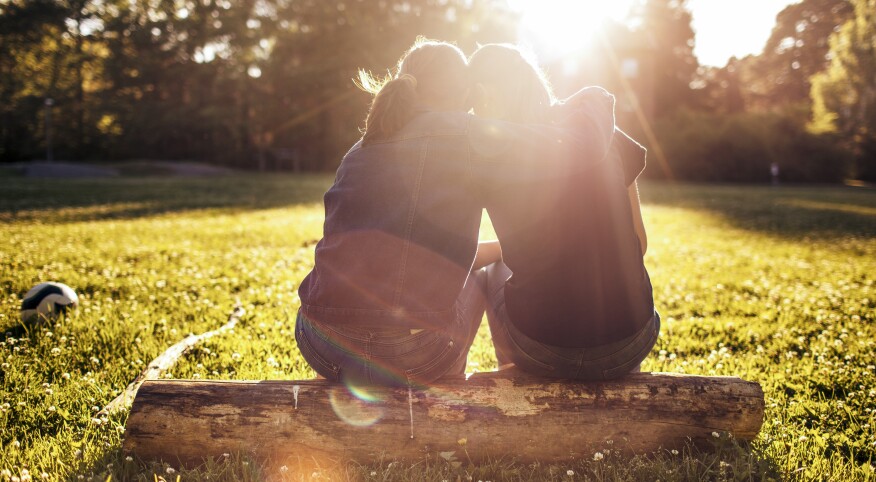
xmin=0 ymin=0 xmax=516 ymax=167
xmin=810 ymin=0 xmax=876 ymax=180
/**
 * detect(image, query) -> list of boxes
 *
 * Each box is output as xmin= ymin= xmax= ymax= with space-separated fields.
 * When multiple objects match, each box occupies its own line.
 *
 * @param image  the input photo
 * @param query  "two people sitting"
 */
xmin=295 ymin=38 xmax=659 ymax=388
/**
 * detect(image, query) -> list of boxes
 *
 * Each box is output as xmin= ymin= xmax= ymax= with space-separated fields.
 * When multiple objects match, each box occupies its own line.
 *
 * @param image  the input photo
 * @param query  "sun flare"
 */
xmin=508 ymin=0 xmax=636 ymax=57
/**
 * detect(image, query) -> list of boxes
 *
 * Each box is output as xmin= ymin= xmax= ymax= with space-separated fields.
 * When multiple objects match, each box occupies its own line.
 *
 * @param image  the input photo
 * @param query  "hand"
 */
xmin=562 ymin=86 xmax=615 ymax=127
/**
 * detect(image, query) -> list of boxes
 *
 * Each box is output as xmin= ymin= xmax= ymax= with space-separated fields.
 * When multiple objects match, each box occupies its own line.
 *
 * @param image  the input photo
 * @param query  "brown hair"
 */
xmin=468 ymin=44 xmax=555 ymax=123
xmin=356 ymin=37 xmax=469 ymax=144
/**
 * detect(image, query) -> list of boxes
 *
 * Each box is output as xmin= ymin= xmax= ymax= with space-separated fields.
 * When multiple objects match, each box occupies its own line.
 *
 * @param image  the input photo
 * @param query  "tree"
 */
xmin=753 ymin=0 xmax=853 ymax=107
xmin=810 ymin=0 xmax=876 ymax=180
xmin=630 ymin=0 xmax=699 ymax=119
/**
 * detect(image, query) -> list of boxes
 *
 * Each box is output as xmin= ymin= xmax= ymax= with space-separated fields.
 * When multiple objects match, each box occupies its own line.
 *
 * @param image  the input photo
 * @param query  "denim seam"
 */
xmin=392 ymin=138 xmax=429 ymax=308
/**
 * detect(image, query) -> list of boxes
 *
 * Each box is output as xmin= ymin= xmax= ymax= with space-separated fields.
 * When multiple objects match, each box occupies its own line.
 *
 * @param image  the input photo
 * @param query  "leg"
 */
xmin=483 ymin=261 xmax=516 ymax=368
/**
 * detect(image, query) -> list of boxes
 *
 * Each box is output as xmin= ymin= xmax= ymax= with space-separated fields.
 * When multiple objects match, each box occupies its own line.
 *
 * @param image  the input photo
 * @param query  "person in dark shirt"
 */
xmin=468 ymin=44 xmax=659 ymax=380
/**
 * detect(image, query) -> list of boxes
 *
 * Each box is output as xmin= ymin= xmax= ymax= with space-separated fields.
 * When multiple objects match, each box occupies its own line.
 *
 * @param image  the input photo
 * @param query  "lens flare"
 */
xmin=328 ymin=384 xmax=387 ymax=427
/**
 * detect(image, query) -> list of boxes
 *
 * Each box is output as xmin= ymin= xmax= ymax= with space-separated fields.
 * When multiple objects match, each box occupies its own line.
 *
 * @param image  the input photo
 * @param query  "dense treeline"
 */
xmin=1 ymin=0 xmax=874 ymax=181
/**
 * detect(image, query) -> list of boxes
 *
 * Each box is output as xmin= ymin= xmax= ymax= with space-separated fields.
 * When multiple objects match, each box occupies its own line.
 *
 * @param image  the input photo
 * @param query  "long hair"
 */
xmin=468 ymin=44 xmax=555 ymax=123
xmin=356 ymin=38 xmax=469 ymax=144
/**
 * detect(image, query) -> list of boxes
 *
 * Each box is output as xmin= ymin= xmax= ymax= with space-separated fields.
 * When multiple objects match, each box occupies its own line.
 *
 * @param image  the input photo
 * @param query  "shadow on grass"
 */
xmin=0 ymin=174 xmax=334 ymax=224
xmin=640 ymin=182 xmax=876 ymax=240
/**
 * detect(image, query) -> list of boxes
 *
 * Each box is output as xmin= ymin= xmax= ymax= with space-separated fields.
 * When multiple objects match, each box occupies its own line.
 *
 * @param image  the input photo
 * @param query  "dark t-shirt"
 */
xmin=484 ymin=129 xmax=654 ymax=348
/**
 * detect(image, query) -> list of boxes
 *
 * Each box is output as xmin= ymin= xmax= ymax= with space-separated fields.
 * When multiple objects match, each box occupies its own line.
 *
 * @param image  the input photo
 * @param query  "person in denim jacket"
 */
xmin=296 ymin=38 xmax=615 ymax=388
xmin=468 ymin=44 xmax=659 ymax=381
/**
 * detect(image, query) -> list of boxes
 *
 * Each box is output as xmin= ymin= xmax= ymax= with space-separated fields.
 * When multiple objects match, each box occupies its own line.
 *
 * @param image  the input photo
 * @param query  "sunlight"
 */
xmin=508 ymin=0 xmax=636 ymax=57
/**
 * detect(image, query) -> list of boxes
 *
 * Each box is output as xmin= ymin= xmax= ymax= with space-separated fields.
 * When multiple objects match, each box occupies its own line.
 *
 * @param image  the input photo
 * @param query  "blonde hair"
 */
xmin=356 ymin=37 xmax=469 ymax=144
xmin=468 ymin=44 xmax=555 ymax=123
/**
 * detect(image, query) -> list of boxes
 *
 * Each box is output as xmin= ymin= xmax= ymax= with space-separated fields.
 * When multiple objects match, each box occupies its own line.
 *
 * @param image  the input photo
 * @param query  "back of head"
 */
xmin=468 ymin=44 xmax=554 ymax=124
xmin=358 ymin=38 xmax=469 ymax=145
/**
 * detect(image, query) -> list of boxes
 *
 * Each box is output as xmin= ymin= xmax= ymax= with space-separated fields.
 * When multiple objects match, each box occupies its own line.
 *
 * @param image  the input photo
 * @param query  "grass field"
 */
xmin=1 ymin=175 xmax=875 ymax=481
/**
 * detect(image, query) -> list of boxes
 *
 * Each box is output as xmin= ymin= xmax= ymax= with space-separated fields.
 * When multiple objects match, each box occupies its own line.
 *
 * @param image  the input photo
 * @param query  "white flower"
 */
xmin=567 ymin=469 xmax=575 ymax=475
xmin=40 ymin=474 xmax=49 ymax=481
xmin=279 ymin=466 xmax=288 ymax=472
xmin=91 ymin=418 xmax=102 ymax=425
xmin=593 ymin=452 xmax=604 ymax=461
xmin=62 ymin=373 xmax=71 ymax=380
xmin=165 ymin=467 xmax=176 ymax=475
xmin=48 ymin=405 xmax=56 ymax=412
xmin=671 ymin=449 xmax=679 ymax=455
xmin=712 ymin=431 xmax=720 ymax=438
xmin=370 ymin=471 xmax=377 ymax=476
xmin=0 ymin=470 xmax=10 ymax=477
xmin=231 ymin=353 xmax=242 ymax=361
xmin=12 ymin=440 xmax=20 ymax=448
xmin=125 ymin=456 xmax=133 ymax=462
xmin=51 ymin=347 xmax=61 ymax=356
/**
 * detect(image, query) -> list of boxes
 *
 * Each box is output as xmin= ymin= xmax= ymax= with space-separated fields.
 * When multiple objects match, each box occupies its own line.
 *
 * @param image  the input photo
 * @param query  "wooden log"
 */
xmin=124 ymin=372 xmax=764 ymax=465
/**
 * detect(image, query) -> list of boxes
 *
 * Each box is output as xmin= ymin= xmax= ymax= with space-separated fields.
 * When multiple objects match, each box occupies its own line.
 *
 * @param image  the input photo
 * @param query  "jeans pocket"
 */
xmin=504 ymin=324 xmax=556 ymax=373
xmin=601 ymin=323 xmax=658 ymax=380
xmin=296 ymin=325 xmax=341 ymax=381
xmin=404 ymin=338 xmax=457 ymax=381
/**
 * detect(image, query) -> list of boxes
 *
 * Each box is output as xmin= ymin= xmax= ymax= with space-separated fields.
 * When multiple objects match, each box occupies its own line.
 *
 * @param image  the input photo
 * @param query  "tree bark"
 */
xmin=124 ymin=372 xmax=764 ymax=466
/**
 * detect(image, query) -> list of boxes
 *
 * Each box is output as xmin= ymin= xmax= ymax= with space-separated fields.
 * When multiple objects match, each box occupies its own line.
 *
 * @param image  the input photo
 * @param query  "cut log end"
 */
xmin=124 ymin=372 xmax=764 ymax=466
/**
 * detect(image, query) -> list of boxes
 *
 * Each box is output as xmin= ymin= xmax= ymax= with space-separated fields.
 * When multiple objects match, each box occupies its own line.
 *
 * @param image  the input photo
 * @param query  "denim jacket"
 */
xmin=299 ymin=100 xmax=614 ymax=330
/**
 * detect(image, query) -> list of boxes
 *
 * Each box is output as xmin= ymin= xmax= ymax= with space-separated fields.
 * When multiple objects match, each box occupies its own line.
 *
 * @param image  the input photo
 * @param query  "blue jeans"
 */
xmin=295 ymin=269 xmax=488 ymax=388
xmin=485 ymin=261 xmax=660 ymax=380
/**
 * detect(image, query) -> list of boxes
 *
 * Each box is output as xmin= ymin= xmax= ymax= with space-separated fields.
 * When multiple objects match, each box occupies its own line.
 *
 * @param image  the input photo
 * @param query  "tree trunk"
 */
xmin=123 ymin=372 xmax=764 ymax=466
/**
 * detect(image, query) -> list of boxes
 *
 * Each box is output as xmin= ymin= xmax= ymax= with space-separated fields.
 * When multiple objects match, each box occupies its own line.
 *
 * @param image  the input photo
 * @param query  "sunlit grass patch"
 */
xmin=0 ymin=177 xmax=874 ymax=480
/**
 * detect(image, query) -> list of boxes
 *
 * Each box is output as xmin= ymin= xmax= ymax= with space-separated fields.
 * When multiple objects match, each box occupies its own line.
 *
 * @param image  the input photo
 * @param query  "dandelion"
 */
xmin=370 ymin=471 xmax=377 ymax=476
xmin=798 ymin=435 xmax=808 ymax=442
xmin=48 ymin=405 xmax=56 ymax=412
xmin=567 ymin=469 xmax=575 ymax=475
xmin=125 ymin=456 xmax=133 ymax=462
xmin=12 ymin=440 xmax=20 ymax=448
xmin=91 ymin=418 xmax=102 ymax=426
xmin=712 ymin=431 xmax=720 ymax=438
xmin=232 ymin=353 xmax=242 ymax=361
xmin=593 ymin=452 xmax=604 ymax=461
xmin=165 ymin=467 xmax=176 ymax=475
xmin=671 ymin=449 xmax=679 ymax=455
xmin=279 ymin=466 xmax=288 ymax=473
xmin=51 ymin=347 xmax=61 ymax=356
xmin=62 ymin=373 xmax=70 ymax=380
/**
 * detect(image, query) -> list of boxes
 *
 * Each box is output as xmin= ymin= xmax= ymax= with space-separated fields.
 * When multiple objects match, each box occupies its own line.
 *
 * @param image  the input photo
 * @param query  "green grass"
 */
xmin=0 ymin=175 xmax=875 ymax=481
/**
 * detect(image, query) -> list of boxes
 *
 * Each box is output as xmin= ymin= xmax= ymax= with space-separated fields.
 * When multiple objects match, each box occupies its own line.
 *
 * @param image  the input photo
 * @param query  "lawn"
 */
xmin=0 ymin=175 xmax=874 ymax=481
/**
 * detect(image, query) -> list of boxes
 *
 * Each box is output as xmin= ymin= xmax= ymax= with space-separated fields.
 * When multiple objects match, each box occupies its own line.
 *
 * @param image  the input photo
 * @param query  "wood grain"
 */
xmin=123 ymin=372 xmax=764 ymax=465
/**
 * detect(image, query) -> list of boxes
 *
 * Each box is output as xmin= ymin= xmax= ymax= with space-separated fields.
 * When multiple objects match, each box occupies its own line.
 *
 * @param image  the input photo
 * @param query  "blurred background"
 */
xmin=0 ymin=0 xmax=873 ymax=183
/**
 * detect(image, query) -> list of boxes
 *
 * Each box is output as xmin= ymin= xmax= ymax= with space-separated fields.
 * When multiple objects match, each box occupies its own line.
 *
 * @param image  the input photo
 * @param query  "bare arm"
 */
xmin=473 ymin=240 xmax=503 ymax=270
xmin=628 ymin=181 xmax=647 ymax=255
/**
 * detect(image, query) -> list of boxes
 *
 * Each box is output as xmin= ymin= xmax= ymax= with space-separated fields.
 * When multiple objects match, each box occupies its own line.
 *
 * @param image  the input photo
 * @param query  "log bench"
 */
xmin=123 ymin=372 xmax=764 ymax=465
